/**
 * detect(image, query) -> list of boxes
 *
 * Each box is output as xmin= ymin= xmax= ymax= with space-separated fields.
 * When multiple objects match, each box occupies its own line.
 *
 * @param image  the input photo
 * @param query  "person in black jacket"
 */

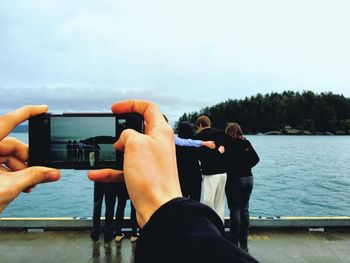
xmin=87 ymin=100 xmax=259 ymax=262
xmin=176 ymin=122 xmax=202 ymax=201
xmin=224 ymin=122 xmax=259 ymax=252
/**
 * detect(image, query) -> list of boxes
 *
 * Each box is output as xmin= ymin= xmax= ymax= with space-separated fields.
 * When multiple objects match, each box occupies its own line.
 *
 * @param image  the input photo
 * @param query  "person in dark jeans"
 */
xmin=227 ymin=176 xmax=253 ymax=250
xmin=224 ymin=122 xmax=259 ymax=252
xmin=114 ymin=182 xmax=139 ymax=242
xmin=90 ymin=182 xmax=117 ymax=241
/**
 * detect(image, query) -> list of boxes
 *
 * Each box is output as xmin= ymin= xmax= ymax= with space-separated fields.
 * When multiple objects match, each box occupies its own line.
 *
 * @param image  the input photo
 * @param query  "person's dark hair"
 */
xmin=178 ymin=122 xmax=195 ymax=139
xmin=225 ymin=122 xmax=243 ymax=139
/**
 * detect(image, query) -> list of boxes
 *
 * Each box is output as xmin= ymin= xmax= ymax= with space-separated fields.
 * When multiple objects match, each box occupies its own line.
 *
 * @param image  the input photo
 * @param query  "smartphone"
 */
xmin=29 ymin=113 xmax=144 ymax=170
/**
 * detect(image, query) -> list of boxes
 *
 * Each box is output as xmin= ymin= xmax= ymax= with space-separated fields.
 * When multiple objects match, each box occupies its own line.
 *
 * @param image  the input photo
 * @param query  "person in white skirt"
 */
xmin=194 ymin=115 xmax=229 ymax=222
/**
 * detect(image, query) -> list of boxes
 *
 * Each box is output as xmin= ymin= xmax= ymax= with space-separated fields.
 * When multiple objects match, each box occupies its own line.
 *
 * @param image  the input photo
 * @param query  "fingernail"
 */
xmin=45 ymin=171 xmax=59 ymax=181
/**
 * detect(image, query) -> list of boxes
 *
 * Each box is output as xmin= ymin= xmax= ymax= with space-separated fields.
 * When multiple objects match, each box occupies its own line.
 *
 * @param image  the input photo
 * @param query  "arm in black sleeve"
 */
xmin=215 ymin=132 xmax=231 ymax=149
xmin=244 ymin=140 xmax=260 ymax=168
xmin=135 ymin=198 xmax=259 ymax=263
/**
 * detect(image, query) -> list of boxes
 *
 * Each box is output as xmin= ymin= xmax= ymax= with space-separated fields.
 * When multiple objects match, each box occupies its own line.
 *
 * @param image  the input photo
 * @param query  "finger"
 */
xmin=144 ymin=121 xmax=150 ymax=134
xmin=23 ymin=187 xmax=34 ymax=193
xmin=0 ymin=105 xmax=48 ymax=141
xmin=0 ymin=156 xmax=27 ymax=171
xmin=88 ymin=169 xmax=124 ymax=182
xmin=0 ymin=137 xmax=28 ymax=162
xmin=114 ymin=128 xmax=142 ymax=152
xmin=111 ymin=100 xmax=166 ymax=136
xmin=11 ymin=166 xmax=60 ymax=192
xmin=0 ymin=165 xmax=10 ymax=172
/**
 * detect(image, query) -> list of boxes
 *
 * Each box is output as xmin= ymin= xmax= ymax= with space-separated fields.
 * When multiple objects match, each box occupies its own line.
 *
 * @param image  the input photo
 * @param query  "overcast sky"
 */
xmin=1 ymin=0 xmax=350 ymax=124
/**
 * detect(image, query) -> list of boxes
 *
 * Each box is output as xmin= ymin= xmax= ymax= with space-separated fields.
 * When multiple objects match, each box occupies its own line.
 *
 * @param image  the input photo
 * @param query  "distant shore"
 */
xmin=253 ymin=125 xmax=350 ymax=135
xmin=256 ymin=131 xmax=349 ymax=136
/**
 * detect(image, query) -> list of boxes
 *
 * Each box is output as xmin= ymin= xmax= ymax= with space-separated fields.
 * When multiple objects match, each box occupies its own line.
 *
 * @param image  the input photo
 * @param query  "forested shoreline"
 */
xmin=178 ymin=91 xmax=350 ymax=135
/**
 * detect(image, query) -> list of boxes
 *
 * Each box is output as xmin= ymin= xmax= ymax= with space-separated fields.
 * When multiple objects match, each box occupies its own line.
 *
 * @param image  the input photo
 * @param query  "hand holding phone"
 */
xmin=88 ymin=100 xmax=182 ymax=228
xmin=0 ymin=105 xmax=60 ymax=213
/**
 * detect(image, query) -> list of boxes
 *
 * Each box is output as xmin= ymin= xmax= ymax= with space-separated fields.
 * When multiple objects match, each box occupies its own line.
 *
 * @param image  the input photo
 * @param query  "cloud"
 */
xmin=1 ymin=86 xmax=211 ymax=124
xmin=1 ymin=0 xmax=350 ymax=125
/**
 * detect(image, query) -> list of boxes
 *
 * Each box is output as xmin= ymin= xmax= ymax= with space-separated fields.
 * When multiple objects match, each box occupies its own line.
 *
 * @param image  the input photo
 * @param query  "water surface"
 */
xmin=2 ymin=134 xmax=350 ymax=217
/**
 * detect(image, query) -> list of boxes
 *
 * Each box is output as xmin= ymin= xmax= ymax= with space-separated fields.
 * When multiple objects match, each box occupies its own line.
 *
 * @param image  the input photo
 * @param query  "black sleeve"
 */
xmin=135 ymin=198 xmax=259 ymax=263
xmin=213 ymin=131 xmax=230 ymax=148
xmin=245 ymin=140 xmax=259 ymax=168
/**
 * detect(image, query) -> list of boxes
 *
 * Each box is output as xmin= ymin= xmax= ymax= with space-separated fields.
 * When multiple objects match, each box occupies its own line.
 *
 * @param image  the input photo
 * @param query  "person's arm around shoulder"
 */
xmin=175 ymin=135 xmax=216 ymax=149
xmin=0 ymin=105 xmax=60 ymax=213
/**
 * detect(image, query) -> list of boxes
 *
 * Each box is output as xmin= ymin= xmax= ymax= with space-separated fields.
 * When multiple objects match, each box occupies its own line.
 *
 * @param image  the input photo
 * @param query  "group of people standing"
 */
xmin=66 ymin=140 xmax=100 ymax=165
xmin=89 ymin=114 xmax=259 ymax=253
xmin=176 ymin=115 xmax=259 ymax=253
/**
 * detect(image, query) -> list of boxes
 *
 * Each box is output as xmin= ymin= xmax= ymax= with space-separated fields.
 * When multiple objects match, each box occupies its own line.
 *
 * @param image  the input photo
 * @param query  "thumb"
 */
xmin=11 ymin=166 xmax=60 ymax=192
xmin=114 ymin=128 xmax=142 ymax=152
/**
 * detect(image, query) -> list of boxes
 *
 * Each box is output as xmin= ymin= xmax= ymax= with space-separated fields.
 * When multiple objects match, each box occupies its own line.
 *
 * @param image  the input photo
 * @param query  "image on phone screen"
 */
xmin=50 ymin=116 xmax=117 ymax=166
xmin=29 ymin=113 xmax=143 ymax=169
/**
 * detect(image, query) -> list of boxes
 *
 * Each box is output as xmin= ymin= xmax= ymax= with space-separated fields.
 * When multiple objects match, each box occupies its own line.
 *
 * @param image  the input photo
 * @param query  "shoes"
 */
xmin=104 ymin=229 xmax=115 ymax=242
xmin=90 ymin=228 xmax=100 ymax=241
xmin=130 ymin=233 xmax=140 ymax=242
xmin=115 ymin=233 xmax=125 ymax=242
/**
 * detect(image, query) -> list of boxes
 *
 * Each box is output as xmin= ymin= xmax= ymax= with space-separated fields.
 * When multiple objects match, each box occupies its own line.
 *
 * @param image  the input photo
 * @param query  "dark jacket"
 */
xmin=194 ymin=128 xmax=229 ymax=175
xmin=225 ymin=138 xmax=259 ymax=178
xmin=135 ymin=198 xmax=259 ymax=263
xmin=176 ymin=145 xmax=202 ymax=200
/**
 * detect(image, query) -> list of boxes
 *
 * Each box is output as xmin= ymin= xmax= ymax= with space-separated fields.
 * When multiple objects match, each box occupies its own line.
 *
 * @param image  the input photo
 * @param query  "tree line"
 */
xmin=178 ymin=91 xmax=350 ymax=135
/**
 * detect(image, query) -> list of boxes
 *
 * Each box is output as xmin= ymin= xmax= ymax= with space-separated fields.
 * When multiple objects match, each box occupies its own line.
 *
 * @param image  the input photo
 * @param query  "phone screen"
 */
xmin=29 ymin=113 xmax=143 ymax=169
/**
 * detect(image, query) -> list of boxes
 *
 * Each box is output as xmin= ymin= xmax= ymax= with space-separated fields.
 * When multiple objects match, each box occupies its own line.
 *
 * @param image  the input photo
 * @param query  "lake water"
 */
xmin=2 ymin=133 xmax=350 ymax=218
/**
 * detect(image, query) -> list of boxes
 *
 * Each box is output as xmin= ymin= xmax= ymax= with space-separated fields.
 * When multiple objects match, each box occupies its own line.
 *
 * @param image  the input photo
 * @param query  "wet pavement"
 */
xmin=0 ymin=229 xmax=349 ymax=263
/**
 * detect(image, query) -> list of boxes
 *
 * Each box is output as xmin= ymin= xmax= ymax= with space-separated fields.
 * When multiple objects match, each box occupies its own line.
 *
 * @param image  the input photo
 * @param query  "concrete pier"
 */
xmin=0 ymin=217 xmax=349 ymax=262
xmin=0 ymin=229 xmax=349 ymax=263
xmin=1 ymin=216 xmax=350 ymax=229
